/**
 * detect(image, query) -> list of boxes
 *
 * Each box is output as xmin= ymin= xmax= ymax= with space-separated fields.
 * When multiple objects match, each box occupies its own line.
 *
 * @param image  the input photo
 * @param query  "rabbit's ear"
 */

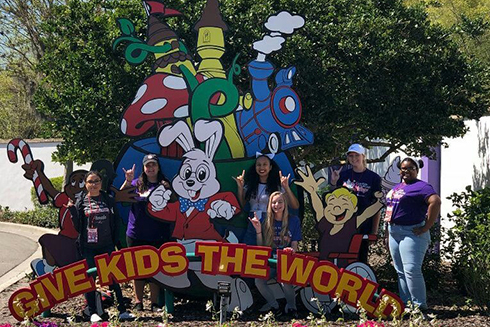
xmin=194 ymin=119 xmax=223 ymax=159
xmin=158 ymin=120 xmax=195 ymax=152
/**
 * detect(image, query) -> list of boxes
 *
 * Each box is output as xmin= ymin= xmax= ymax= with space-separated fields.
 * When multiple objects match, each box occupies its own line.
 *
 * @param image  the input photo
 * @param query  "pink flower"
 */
xmin=0 ymin=324 xmax=12 ymax=327
xmin=357 ymin=321 xmax=385 ymax=327
xmin=292 ymin=323 xmax=308 ymax=327
xmin=90 ymin=323 xmax=110 ymax=327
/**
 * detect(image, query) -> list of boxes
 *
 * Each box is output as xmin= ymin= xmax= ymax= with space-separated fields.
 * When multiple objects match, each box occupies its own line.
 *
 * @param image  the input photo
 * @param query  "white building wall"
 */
xmin=440 ymin=117 xmax=490 ymax=228
xmin=0 ymin=140 xmax=91 ymax=211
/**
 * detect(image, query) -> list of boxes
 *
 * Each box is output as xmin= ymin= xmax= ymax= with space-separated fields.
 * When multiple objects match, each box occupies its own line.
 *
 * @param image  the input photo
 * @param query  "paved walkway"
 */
xmin=0 ymin=222 xmax=57 ymax=292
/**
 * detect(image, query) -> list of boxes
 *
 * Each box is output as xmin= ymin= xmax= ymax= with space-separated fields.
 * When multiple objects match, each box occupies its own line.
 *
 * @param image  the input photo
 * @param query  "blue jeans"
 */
xmin=388 ymin=221 xmax=430 ymax=309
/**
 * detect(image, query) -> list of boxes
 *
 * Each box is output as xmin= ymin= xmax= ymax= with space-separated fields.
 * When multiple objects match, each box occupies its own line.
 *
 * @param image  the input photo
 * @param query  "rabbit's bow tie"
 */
xmin=179 ymin=197 xmax=209 ymax=212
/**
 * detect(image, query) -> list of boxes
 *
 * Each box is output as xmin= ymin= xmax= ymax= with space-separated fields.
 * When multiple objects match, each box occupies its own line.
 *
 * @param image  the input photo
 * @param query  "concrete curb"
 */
xmin=0 ymin=222 xmax=58 ymax=292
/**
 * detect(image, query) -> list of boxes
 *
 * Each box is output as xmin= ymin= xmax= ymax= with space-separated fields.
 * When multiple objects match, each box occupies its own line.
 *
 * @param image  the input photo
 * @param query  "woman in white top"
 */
xmin=234 ymin=154 xmax=299 ymax=220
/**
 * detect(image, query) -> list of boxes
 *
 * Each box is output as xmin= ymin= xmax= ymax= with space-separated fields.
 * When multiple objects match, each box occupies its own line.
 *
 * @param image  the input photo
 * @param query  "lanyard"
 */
xmin=87 ymin=195 xmax=100 ymax=228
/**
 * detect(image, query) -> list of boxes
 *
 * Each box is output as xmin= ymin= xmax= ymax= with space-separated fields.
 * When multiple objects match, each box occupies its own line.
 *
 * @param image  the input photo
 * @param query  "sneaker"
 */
xmin=259 ymin=303 xmax=274 ymax=313
xmin=271 ymin=306 xmax=283 ymax=317
xmin=90 ymin=313 xmax=102 ymax=323
xmin=119 ymin=311 xmax=135 ymax=320
xmin=133 ymin=302 xmax=143 ymax=311
xmin=259 ymin=303 xmax=282 ymax=316
xmin=30 ymin=258 xmax=55 ymax=277
xmin=286 ymin=308 xmax=299 ymax=319
xmin=151 ymin=303 xmax=163 ymax=313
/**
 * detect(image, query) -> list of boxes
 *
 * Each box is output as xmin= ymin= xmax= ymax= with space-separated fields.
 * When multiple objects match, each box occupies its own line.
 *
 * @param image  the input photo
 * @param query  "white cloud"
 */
xmin=253 ymin=35 xmax=286 ymax=54
xmin=264 ymin=11 xmax=305 ymax=35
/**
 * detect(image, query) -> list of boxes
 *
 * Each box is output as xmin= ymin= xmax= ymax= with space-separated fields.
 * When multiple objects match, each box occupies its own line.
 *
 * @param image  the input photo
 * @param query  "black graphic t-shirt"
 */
xmin=71 ymin=193 xmax=116 ymax=249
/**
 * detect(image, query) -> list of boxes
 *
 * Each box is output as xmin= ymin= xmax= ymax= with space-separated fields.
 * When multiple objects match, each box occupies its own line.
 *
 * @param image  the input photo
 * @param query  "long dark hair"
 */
xmin=137 ymin=160 xmax=167 ymax=193
xmin=244 ymin=155 xmax=281 ymax=201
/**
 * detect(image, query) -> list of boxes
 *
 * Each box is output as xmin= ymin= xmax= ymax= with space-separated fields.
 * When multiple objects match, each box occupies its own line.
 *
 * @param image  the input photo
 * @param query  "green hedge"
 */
xmin=446 ymin=186 xmax=490 ymax=313
xmin=0 ymin=205 xmax=59 ymax=229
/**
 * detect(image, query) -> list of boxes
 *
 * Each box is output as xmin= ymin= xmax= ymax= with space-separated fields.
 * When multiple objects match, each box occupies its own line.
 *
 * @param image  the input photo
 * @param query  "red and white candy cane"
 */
xmin=7 ymin=138 xmax=48 ymax=203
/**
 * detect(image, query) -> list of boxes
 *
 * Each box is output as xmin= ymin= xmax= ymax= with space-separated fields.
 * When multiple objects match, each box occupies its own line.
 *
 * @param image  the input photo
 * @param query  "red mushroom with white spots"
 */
xmin=120 ymin=72 xmax=207 ymax=137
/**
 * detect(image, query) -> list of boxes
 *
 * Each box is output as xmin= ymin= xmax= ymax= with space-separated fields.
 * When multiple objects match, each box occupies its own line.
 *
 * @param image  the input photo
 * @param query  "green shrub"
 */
xmin=446 ymin=186 xmax=490 ymax=313
xmin=0 ymin=205 xmax=59 ymax=229
xmin=30 ymin=176 xmax=63 ymax=208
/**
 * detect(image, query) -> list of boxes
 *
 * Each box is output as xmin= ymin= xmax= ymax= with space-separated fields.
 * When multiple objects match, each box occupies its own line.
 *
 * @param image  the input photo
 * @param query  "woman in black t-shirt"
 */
xmin=69 ymin=171 xmax=134 ymax=323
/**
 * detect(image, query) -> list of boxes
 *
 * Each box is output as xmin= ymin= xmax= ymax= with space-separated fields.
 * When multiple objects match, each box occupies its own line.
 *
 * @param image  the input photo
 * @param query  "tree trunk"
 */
xmin=62 ymin=160 xmax=73 ymax=192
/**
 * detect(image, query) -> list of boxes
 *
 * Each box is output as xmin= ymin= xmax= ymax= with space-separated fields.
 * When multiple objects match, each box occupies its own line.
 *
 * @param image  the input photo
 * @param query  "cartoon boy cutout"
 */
xmin=295 ymin=166 xmax=383 ymax=267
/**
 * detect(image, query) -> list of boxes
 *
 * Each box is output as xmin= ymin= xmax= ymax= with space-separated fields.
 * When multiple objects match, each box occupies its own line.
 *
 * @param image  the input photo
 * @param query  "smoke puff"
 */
xmin=253 ymin=35 xmax=285 ymax=54
xmin=265 ymin=11 xmax=305 ymax=34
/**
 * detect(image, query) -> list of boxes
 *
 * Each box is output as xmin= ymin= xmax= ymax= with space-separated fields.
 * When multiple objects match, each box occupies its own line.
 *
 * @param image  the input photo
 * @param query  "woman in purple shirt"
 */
xmin=120 ymin=154 xmax=173 ymax=312
xmin=384 ymin=158 xmax=441 ymax=310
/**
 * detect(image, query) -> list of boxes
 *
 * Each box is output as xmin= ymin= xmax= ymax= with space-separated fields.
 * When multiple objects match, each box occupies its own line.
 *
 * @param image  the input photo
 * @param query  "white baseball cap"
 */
xmin=346 ymin=144 xmax=365 ymax=155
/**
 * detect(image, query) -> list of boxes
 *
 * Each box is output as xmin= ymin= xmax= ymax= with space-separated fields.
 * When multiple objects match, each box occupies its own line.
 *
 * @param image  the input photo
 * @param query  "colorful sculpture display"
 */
xmin=6 ymin=0 xmax=408 ymax=321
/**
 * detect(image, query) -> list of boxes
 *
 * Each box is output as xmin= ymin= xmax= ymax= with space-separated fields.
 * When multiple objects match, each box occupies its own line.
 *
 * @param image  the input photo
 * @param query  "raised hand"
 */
xmin=329 ymin=166 xmax=342 ymax=186
xmin=122 ymin=164 xmax=136 ymax=183
xmin=208 ymin=200 xmax=236 ymax=220
xmin=279 ymin=171 xmax=291 ymax=189
xmin=149 ymin=185 xmax=171 ymax=211
xmin=232 ymin=170 xmax=245 ymax=189
xmin=294 ymin=166 xmax=325 ymax=194
xmin=21 ymin=159 xmax=44 ymax=181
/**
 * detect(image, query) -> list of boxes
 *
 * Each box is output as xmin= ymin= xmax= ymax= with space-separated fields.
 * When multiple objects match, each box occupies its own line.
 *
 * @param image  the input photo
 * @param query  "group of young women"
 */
xmin=68 ymin=144 xmax=440 ymax=322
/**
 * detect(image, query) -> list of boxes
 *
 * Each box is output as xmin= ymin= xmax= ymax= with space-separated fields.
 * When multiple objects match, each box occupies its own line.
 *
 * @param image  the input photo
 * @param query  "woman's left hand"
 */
xmin=280 ymin=171 xmax=291 ymax=189
xmin=413 ymin=226 xmax=428 ymax=235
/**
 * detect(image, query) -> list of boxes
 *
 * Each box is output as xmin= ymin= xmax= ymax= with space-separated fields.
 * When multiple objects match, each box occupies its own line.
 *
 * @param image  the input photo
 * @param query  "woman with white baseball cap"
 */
xmin=330 ymin=143 xmax=382 ymax=263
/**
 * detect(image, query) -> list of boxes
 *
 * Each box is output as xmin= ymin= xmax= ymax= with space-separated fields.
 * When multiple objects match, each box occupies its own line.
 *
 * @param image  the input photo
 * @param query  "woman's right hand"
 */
xmin=329 ymin=166 xmax=342 ymax=186
xmin=122 ymin=164 xmax=136 ymax=183
xmin=249 ymin=213 xmax=261 ymax=233
xmin=233 ymin=170 xmax=245 ymax=190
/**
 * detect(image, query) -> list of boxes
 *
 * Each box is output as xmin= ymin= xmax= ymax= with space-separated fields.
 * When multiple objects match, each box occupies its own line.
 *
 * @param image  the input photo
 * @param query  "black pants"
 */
xmin=82 ymin=245 xmax=125 ymax=314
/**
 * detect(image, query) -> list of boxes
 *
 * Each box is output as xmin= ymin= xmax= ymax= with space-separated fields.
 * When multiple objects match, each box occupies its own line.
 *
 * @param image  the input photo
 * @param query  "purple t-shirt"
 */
xmin=385 ymin=180 xmax=436 ymax=225
xmin=126 ymin=179 xmax=171 ymax=242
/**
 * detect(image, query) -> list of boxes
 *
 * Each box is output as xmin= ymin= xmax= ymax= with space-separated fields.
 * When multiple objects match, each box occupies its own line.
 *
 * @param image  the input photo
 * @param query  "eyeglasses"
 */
xmin=86 ymin=179 xmax=101 ymax=184
xmin=400 ymin=167 xmax=417 ymax=172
